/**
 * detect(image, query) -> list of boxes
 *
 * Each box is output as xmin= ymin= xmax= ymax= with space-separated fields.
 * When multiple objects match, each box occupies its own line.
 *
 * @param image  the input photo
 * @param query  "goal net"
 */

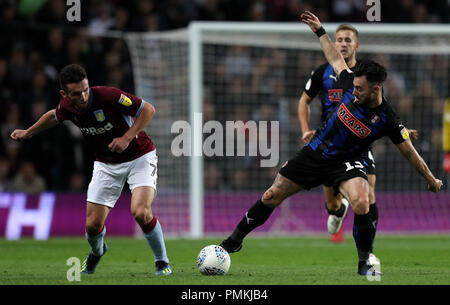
xmin=123 ymin=23 xmax=450 ymax=237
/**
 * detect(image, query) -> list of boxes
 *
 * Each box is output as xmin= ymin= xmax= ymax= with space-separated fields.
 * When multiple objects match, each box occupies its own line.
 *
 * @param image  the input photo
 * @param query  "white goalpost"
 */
xmin=121 ymin=22 xmax=450 ymax=238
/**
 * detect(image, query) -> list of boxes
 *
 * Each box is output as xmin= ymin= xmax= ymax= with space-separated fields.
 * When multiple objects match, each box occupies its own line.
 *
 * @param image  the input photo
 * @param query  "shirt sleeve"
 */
xmin=304 ymin=64 xmax=326 ymax=99
xmin=106 ymin=87 xmax=144 ymax=117
xmin=385 ymin=108 xmax=408 ymax=144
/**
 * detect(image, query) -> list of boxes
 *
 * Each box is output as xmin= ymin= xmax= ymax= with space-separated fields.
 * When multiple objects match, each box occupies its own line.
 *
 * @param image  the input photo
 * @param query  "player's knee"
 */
xmin=261 ymin=188 xmax=284 ymax=207
xmin=350 ymin=196 xmax=369 ymax=215
xmin=85 ymin=220 xmax=104 ymax=236
xmin=131 ymin=206 xmax=152 ymax=224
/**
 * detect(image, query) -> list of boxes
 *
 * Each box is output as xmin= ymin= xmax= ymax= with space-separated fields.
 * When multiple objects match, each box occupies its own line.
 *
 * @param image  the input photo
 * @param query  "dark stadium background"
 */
xmin=0 ymin=0 xmax=448 ymax=193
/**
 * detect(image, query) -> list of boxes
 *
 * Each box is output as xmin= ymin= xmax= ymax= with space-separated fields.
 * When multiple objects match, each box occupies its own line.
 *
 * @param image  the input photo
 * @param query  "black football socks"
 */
xmin=352 ymin=212 xmax=375 ymax=262
xmin=325 ymin=201 xmax=346 ymax=217
xmin=229 ymin=199 xmax=275 ymax=242
xmin=369 ymin=203 xmax=378 ymax=253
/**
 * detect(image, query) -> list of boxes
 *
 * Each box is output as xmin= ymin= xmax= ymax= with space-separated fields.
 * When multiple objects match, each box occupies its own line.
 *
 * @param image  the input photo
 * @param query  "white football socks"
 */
xmin=144 ymin=220 xmax=169 ymax=263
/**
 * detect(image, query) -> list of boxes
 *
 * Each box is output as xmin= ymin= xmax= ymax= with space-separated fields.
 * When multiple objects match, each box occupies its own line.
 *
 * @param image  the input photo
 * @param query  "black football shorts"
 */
xmin=279 ymin=147 xmax=368 ymax=195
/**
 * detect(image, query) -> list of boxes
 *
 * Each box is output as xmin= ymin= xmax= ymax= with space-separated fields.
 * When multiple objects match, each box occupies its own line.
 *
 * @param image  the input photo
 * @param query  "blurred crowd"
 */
xmin=0 ymin=0 xmax=449 ymax=193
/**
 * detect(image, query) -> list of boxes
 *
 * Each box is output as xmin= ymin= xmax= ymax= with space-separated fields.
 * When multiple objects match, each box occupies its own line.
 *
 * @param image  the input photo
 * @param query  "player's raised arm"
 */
xmin=395 ymin=139 xmax=443 ymax=192
xmin=10 ymin=109 xmax=58 ymax=141
xmin=300 ymin=11 xmax=349 ymax=75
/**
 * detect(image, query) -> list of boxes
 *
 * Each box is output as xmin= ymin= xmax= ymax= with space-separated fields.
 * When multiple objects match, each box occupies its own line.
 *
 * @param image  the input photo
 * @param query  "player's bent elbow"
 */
xmin=147 ymin=103 xmax=156 ymax=117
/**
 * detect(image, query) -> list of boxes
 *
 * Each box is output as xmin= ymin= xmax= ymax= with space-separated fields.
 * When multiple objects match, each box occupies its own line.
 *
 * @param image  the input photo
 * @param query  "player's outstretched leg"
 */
xmin=220 ymin=199 xmax=273 ymax=253
xmin=220 ymin=174 xmax=302 ymax=253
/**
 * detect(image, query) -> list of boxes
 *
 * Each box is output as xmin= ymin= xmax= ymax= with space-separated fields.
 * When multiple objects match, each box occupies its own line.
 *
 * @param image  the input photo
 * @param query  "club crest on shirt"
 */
xmin=328 ymin=89 xmax=343 ymax=102
xmin=371 ymin=114 xmax=380 ymax=124
xmin=94 ymin=109 xmax=105 ymax=122
xmin=118 ymin=94 xmax=132 ymax=106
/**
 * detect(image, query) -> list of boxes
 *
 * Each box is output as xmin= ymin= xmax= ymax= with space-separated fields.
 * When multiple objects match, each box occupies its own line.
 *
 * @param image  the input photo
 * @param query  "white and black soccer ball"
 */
xmin=197 ymin=245 xmax=231 ymax=275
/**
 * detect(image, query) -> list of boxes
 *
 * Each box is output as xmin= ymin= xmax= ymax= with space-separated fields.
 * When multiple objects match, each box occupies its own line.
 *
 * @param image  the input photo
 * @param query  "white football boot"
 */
xmin=368 ymin=253 xmax=380 ymax=266
xmin=327 ymin=198 xmax=349 ymax=234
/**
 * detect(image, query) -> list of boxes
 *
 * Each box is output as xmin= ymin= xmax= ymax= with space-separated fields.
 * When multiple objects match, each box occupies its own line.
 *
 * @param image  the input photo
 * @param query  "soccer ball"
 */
xmin=197 ymin=245 xmax=231 ymax=275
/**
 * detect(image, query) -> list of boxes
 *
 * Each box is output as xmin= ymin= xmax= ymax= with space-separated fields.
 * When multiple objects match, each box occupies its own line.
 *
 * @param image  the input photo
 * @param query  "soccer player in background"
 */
xmin=221 ymin=11 xmax=442 ymax=276
xmin=10 ymin=64 xmax=172 ymax=276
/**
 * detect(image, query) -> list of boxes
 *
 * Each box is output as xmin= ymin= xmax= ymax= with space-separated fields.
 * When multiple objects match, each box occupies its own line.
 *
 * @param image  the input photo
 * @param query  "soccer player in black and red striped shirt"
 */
xmin=221 ymin=11 xmax=442 ymax=276
xmin=11 ymin=64 xmax=172 ymax=276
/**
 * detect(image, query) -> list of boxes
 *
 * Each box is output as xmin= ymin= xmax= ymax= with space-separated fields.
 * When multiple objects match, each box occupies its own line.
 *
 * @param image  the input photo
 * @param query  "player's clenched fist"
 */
xmin=428 ymin=179 xmax=443 ymax=193
xmin=301 ymin=130 xmax=316 ymax=144
xmin=10 ymin=129 xmax=31 ymax=141
xmin=108 ymin=137 xmax=130 ymax=153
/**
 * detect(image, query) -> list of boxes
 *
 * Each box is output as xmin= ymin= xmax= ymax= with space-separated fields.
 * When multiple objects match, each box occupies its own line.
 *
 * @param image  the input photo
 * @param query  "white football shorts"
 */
xmin=87 ymin=150 xmax=158 ymax=208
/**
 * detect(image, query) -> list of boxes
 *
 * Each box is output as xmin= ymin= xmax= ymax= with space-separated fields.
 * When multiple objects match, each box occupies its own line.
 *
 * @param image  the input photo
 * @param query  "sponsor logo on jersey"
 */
xmin=94 ymin=109 xmax=105 ymax=122
xmin=337 ymin=104 xmax=371 ymax=138
xmin=328 ymin=89 xmax=343 ymax=102
xmin=80 ymin=122 xmax=113 ymax=136
xmin=401 ymin=126 xmax=409 ymax=140
xmin=118 ymin=94 xmax=132 ymax=106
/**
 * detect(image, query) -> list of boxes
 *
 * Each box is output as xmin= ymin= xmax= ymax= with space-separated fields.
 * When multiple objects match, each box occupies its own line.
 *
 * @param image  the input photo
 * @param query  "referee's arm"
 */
xmin=300 ymin=11 xmax=349 ymax=75
xmin=395 ymin=139 xmax=443 ymax=192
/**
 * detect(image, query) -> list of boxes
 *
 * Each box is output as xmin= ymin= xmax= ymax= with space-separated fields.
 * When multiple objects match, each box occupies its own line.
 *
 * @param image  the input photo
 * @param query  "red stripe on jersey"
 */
xmin=337 ymin=103 xmax=371 ymax=138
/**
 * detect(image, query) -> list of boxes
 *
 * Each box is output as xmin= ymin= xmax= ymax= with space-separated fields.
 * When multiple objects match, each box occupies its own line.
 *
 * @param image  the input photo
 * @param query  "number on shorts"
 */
xmin=150 ymin=163 xmax=157 ymax=176
xmin=345 ymin=161 xmax=364 ymax=171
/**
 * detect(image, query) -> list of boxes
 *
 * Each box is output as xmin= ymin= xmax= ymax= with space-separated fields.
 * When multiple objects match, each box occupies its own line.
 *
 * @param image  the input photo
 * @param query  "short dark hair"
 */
xmin=354 ymin=59 xmax=387 ymax=85
xmin=59 ymin=64 xmax=87 ymax=91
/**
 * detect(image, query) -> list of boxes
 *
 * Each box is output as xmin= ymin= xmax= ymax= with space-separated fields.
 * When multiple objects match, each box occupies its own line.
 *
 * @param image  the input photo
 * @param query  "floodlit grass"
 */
xmin=1 ymin=235 xmax=449 ymax=285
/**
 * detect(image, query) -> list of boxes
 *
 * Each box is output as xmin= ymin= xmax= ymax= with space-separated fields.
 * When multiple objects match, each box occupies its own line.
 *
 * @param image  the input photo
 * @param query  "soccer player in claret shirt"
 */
xmin=10 ymin=64 xmax=172 ymax=276
xmin=220 ymin=11 xmax=443 ymax=276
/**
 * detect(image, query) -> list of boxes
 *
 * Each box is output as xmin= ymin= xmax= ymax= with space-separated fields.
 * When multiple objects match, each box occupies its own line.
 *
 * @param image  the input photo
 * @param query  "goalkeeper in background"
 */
xmin=444 ymin=98 xmax=450 ymax=174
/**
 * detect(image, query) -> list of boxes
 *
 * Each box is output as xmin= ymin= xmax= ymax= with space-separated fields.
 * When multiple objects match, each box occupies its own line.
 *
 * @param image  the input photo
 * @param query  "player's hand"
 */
xmin=108 ymin=137 xmax=130 ymax=153
xmin=10 ymin=129 xmax=31 ymax=141
xmin=408 ymin=129 xmax=419 ymax=140
xmin=427 ymin=178 xmax=443 ymax=193
xmin=444 ymin=152 xmax=450 ymax=173
xmin=300 ymin=11 xmax=322 ymax=33
xmin=301 ymin=130 xmax=316 ymax=143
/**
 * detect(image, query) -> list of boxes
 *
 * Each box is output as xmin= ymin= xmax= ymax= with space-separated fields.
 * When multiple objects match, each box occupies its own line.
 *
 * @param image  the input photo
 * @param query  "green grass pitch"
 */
xmin=0 ymin=235 xmax=449 ymax=285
